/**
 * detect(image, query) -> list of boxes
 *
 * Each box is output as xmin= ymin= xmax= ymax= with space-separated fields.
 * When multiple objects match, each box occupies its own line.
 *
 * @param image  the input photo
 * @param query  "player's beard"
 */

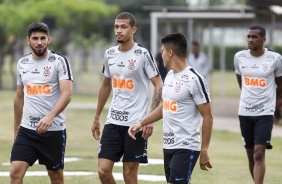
xmin=31 ymin=46 xmax=47 ymax=57
xmin=117 ymin=40 xmax=124 ymax=43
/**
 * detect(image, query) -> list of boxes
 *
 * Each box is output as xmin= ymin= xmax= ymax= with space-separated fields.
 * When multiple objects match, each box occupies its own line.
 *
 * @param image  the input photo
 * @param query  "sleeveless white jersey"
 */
xmin=162 ymin=66 xmax=211 ymax=150
xmin=234 ymin=48 xmax=282 ymax=116
xmin=103 ymin=43 xmax=159 ymax=126
xmin=16 ymin=50 xmax=73 ymax=131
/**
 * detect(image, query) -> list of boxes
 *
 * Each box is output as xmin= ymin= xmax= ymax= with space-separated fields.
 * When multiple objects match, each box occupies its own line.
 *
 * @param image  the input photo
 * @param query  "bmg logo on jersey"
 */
xmin=26 ymin=84 xmax=51 ymax=95
xmin=113 ymin=77 xmax=135 ymax=90
xmin=244 ymin=77 xmax=266 ymax=87
xmin=163 ymin=99 xmax=178 ymax=112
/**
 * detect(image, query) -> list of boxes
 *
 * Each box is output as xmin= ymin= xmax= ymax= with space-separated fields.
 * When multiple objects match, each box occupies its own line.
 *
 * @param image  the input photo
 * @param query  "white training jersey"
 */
xmin=162 ymin=66 xmax=211 ymax=150
xmin=16 ymin=50 xmax=73 ymax=131
xmin=234 ymin=48 xmax=282 ymax=116
xmin=103 ymin=43 xmax=159 ymax=126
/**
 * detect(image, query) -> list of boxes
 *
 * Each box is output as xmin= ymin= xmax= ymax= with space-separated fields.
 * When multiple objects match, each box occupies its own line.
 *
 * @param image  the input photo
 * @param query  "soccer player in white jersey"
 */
xmin=128 ymin=33 xmax=213 ymax=184
xmin=10 ymin=22 xmax=73 ymax=184
xmin=91 ymin=12 xmax=163 ymax=184
xmin=234 ymin=25 xmax=282 ymax=184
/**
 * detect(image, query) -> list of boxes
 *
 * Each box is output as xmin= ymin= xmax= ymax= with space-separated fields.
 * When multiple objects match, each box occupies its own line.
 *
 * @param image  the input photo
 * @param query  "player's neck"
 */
xmin=250 ymin=47 xmax=265 ymax=57
xmin=118 ymin=40 xmax=135 ymax=52
xmin=171 ymin=59 xmax=188 ymax=73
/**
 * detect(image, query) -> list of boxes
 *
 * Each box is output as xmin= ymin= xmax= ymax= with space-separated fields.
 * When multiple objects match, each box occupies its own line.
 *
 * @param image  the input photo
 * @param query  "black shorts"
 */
xmin=239 ymin=115 xmax=273 ymax=149
xmin=164 ymin=149 xmax=200 ymax=184
xmin=98 ymin=124 xmax=148 ymax=163
xmin=10 ymin=126 xmax=67 ymax=171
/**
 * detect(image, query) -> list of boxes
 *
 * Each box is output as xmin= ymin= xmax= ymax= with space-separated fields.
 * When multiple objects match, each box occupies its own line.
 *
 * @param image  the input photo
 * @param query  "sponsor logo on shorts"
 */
xmin=135 ymin=155 xmax=143 ymax=158
xmin=163 ymin=99 xmax=177 ymax=112
xmin=26 ymin=84 xmax=51 ymax=95
xmin=175 ymin=177 xmax=185 ymax=181
xmin=52 ymin=164 xmax=60 ymax=169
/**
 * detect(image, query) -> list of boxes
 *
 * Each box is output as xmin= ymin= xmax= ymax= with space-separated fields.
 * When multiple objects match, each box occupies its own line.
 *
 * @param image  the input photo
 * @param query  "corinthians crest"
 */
xmin=127 ymin=59 xmax=137 ymax=70
xmin=260 ymin=62 xmax=270 ymax=73
xmin=174 ymin=82 xmax=183 ymax=93
xmin=43 ymin=66 xmax=51 ymax=77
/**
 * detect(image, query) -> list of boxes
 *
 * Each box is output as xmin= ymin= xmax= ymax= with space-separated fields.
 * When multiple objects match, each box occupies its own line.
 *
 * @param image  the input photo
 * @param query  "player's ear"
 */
xmin=169 ymin=49 xmax=173 ymax=57
xmin=48 ymin=35 xmax=51 ymax=44
xmin=26 ymin=36 xmax=30 ymax=45
xmin=132 ymin=26 xmax=137 ymax=34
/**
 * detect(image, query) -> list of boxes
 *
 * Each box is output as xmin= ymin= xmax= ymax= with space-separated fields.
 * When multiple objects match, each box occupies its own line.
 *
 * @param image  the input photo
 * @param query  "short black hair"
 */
xmin=161 ymin=33 xmax=188 ymax=58
xmin=249 ymin=25 xmax=266 ymax=37
xmin=116 ymin=12 xmax=136 ymax=27
xmin=27 ymin=22 xmax=49 ymax=37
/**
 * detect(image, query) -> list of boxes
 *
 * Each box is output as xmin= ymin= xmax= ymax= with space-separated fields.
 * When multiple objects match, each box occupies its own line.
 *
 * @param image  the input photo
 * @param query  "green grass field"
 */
xmin=1 ymin=90 xmax=282 ymax=184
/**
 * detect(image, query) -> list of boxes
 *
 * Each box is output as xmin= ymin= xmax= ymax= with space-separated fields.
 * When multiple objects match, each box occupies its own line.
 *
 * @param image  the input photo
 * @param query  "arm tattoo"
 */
xmin=150 ymin=87 xmax=162 ymax=112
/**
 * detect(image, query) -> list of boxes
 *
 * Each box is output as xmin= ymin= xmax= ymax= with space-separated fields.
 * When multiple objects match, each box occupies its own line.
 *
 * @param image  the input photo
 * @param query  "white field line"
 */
xmin=0 ymin=157 xmax=166 ymax=181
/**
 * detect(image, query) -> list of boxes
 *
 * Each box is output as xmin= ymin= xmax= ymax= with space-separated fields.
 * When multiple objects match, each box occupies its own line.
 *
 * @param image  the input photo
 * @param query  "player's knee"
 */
xmin=48 ymin=170 xmax=63 ymax=183
xmin=98 ymin=167 xmax=111 ymax=179
xmin=254 ymin=149 xmax=265 ymax=162
xmin=10 ymin=166 xmax=24 ymax=181
xmin=123 ymin=170 xmax=137 ymax=182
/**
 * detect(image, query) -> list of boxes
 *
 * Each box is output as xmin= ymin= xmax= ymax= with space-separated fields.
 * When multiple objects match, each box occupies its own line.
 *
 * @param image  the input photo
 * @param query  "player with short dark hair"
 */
xmin=234 ymin=25 xmax=282 ymax=184
xmin=10 ymin=21 xmax=73 ymax=184
xmin=129 ymin=33 xmax=213 ymax=184
xmin=91 ymin=12 xmax=163 ymax=184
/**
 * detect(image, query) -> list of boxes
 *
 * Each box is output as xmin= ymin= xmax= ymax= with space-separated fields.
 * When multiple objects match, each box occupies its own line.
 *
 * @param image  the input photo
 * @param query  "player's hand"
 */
xmin=35 ymin=116 xmax=53 ymax=134
xmin=91 ymin=117 xmax=100 ymax=140
xmin=142 ymin=123 xmax=154 ymax=140
xmin=128 ymin=123 xmax=142 ymax=140
xmin=199 ymin=151 xmax=212 ymax=171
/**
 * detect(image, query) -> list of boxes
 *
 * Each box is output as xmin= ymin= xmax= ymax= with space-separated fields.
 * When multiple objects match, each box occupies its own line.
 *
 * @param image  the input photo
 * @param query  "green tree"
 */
xmin=0 ymin=0 xmax=118 ymax=89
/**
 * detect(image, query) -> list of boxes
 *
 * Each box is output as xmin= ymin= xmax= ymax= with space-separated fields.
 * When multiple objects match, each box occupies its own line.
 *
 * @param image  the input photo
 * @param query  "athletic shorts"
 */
xmin=98 ymin=124 xmax=148 ymax=163
xmin=164 ymin=149 xmax=200 ymax=184
xmin=10 ymin=126 xmax=67 ymax=171
xmin=239 ymin=115 xmax=273 ymax=149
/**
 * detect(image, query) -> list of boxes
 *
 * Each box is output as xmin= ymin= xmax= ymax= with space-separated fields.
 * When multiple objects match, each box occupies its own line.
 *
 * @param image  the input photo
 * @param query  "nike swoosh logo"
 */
xmin=52 ymin=164 xmax=60 ymax=169
xmin=23 ymin=71 xmax=28 ymax=74
xmin=135 ymin=155 xmax=143 ymax=158
xmin=109 ymin=63 xmax=115 ymax=66
xmin=175 ymin=177 xmax=185 ymax=181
